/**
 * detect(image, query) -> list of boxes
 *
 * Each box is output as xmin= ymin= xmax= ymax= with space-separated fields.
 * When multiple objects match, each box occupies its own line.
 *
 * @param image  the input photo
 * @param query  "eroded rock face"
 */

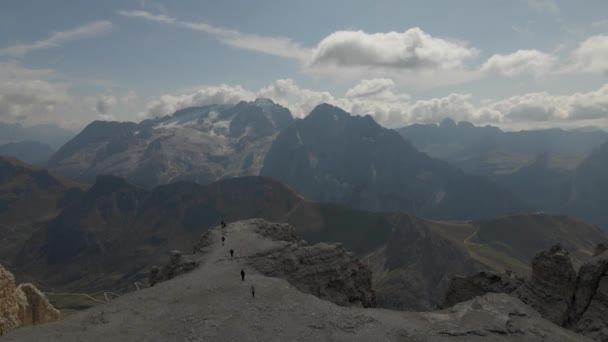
xmin=248 ymin=220 xmax=376 ymax=308
xmin=0 ymin=264 xmax=59 ymax=335
xmin=443 ymin=271 xmax=525 ymax=308
xmin=570 ymin=250 xmax=608 ymax=341
xmin=525 ymin=245 xmax=577 ymax=325
xmin=149 ymin=250 xmax=198 ymax=286
xmin=252 ymin=242 xmax=376 ymax=308
xmin=443 ymin=244 xmax=608 ymax=341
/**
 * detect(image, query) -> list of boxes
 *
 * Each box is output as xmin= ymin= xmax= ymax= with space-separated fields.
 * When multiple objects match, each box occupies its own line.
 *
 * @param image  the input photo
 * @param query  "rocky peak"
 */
xmin=439 ymin=117 xmax=457 ymax=128
xmin=0 ymin=264 xmax=59 ymax=335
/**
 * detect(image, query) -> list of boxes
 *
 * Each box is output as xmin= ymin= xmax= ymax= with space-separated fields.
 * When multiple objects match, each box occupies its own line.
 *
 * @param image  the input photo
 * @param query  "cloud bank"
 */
xmin=142 ymin=78 xmax=608 ymax=130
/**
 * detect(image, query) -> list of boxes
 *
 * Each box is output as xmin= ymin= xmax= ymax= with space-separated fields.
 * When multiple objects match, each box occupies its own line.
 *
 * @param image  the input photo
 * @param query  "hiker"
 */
xmin=241 ymin=269 xmax=245 ymax=281
xmin=230 ymin=249 xmax=234 ymax=258
xmin=251 ymin=285 xmax=255 ymax=298
xmin=221 ymin=236 xmax=225 ymax=246
xmin=221 ymin=220 xmax=227 ymax=228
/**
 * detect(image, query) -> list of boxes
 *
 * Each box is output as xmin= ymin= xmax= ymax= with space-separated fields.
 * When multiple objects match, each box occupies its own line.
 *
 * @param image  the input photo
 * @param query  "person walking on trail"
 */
xmin=221 ymin=220 xmax=227 ymax=228
xmin=251 ymin=285 xmax=255 ymax=298
xmin=230 ymin=249 xmax=234 ymax=258
xmin=221 ymin=236 xmax=225 ymax=246
xmin=241 ymin=269 xmax=245 ymax=281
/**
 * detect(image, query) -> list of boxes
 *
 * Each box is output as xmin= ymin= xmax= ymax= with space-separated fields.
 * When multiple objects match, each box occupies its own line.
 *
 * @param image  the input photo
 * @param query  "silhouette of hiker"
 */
xmin=221 ymin=236 xmax=225 ymax=246
xmin=251 ymin=285 xmax=255 ymax=298
xmin=230 ymin=249 xmax=234 ymax=258
xmin=221 ymin=220 xmax=227 ymax=228
xmin=241 ymin=269 xmax=245 ymax=281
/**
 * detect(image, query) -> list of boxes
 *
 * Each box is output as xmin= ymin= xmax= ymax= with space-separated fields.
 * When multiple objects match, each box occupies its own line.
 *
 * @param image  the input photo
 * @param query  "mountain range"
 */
xmin=0 ymin=122 xmax=75 ymax=150
xmin=1 ymin=156 xmax=605 ymax=313
xmin=47 ymin=99 xmax=293 ymax=189
xmin=0 ymin=141 xmax=55 ymax=165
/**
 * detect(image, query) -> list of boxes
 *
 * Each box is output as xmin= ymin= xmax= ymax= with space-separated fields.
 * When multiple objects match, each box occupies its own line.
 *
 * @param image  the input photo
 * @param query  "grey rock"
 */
xmin=443 ymin=245 xmax=608 ymax=341
xmin=3 ymin=221 xmax=590 ymax=342
xmin=149 ymin=249 xmax=198 ymax=286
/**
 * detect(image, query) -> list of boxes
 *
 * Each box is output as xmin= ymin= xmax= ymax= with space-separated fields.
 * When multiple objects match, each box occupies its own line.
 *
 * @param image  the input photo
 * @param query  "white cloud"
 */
xmin=481 ymin=49 xmax=556 ymax=77
xmin=0 ymin=21 xmax=113 ymax=57
xmin=0 ymin=62 xmax=70 ymax=122
xmin=95 ymin=95 xmax=117 ymax=114
xmin=118 ymin=10 xmax=309 ymax=61
xmin=145 ymin=79 xmax=608 ymax=130
xmin=344 ymin=78 xmax=410 ymax=102
xmin=310 ymin=28 xmax=478 ymax=71
xmin=120 ymin=11 xmax=487 ymax=87
xmin=145 ymin=84 xmax=255 ymax=118
xmin=570 ymin=35 xmax=608 ymax=74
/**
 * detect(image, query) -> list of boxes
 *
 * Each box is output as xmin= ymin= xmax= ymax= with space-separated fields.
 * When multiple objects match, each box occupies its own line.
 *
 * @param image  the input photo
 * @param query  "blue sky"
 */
xmin=0 ymin=0 xmax=607 ymax=130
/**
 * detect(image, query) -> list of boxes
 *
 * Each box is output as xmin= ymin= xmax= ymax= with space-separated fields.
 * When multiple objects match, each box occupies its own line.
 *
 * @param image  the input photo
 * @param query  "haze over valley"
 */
xmin=2 ymin=1 xmax=608 ymax=341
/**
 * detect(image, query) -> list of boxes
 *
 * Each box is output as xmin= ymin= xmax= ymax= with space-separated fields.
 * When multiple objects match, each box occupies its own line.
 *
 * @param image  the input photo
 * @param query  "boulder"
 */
xmin=0 ymin=264 xmax=59 ymax=335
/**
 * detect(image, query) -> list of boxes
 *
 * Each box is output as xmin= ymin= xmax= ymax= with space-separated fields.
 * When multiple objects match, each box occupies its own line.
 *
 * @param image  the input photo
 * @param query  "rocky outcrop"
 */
xmin=570 ymin=249 xmax=608 ymax=341
xmin=443 ymin=271 xmax=525 ymax=308
xmin=159 ymin=219 xmax=376 ymax=308
xmin=247 ymin=220 xmax=376 ymax=308
xmin=149 ymin=250 xmax=198 ymax=286
xmin=525 ymin=244 xmax=577 ymax=325
xmin=443 ymin=244 xmax=608 ymax=341
xmin=0 ymin=264 xmax=59 ymax=335
xmin=252 ymin=241 xmax=376 ymax=308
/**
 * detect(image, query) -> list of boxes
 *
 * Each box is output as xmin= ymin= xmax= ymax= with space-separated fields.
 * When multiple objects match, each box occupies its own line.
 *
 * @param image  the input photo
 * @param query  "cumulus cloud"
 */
xmin=0 ymin=62 xmax=70 ymax=122
xmin=118 ymin=10 xmax=309 ymax=61
xmin=481 ymin=49 xmax=556 ymax=77
xmin=95 ymin=96 xmax=117 ymax=114
xmin=570 ymin=35 xmax=608 ymax=74
xmin=0 ymin=21 xmax=113 ymax=57
xmin=144 ymin=78 xmax=608 ymax=129
xmin=310 ymin=28 xmax=478 ymax=71
xmin=344 ymin=78 xmax=410 ymax=102
xmin=145 ymin=84 xmax=255 ymax=118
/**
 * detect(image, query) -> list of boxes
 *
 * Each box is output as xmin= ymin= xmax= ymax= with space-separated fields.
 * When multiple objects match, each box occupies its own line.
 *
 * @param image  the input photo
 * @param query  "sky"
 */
xmin=0 ymin=0 xmax=607 ymax=131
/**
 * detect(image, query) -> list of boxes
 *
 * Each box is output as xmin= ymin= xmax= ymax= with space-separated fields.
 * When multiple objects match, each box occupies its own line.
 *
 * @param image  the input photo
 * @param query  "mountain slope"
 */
xmin=261 ymin=103 xmax=528 ymax=220
xmin=4 ymin=220 xmax=589 ymax=342
xmin=0 ymin=157 xmax=82 ymax=266
xmin=0 ymin=122 xmax=75 ymax=150
xmin=0 ymin=141 xmax=54 ymax=165
xmin=47 ymin=99 xmax=294 ymax=188
xmin=566 ymin=141 xmax=608 ymax=229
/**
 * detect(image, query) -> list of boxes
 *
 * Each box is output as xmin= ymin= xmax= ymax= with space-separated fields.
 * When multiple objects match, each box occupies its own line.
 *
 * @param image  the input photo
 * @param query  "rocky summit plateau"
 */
xmin=3 ymin=219 xmax=591 ymax=341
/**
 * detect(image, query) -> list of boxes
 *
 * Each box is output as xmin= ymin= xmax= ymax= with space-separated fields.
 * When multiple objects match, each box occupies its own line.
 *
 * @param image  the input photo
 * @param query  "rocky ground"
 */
xmin=4 ymin=219 xmax=589 ymax=341
xmin=443 ymin=244 xmax=608 ymax=341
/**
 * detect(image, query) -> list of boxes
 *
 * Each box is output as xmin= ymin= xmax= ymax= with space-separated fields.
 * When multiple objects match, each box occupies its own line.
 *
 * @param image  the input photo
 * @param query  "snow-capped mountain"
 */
xmin=47 ymin=99 xmax=293 ymax=188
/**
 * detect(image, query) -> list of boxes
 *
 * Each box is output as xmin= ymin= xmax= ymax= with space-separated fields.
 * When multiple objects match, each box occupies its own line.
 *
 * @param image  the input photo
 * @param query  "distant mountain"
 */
xmin=0 ymin=122 xmax=75 ymax=150
xmin=0 ymin=141 xmax=54 ymax=165
xmin=1 ymin=158 xmax=602 ymax=311
xmin=0 ymin=157 xmax=82 ymax=264
xmin=566 ymin=141 xmax=608 ymax=229
xmin=47 ymin=99 xmax=294 ymax=188
xmin=261 ymin=104 xmax=528 ymax=220
xmin=396 ymin=119 xmax=608 ymax=177
xmin=493 ymin=153 xmax=573 ymax=209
